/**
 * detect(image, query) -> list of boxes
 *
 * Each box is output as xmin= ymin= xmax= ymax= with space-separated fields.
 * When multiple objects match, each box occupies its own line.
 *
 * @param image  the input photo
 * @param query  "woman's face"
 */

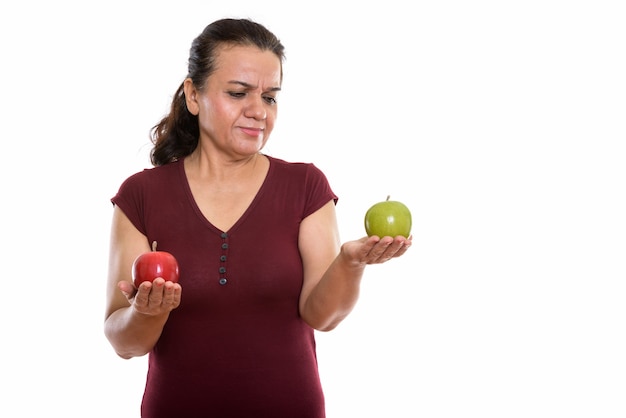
xmin=190 ymin=45 xmax=282 ymax=159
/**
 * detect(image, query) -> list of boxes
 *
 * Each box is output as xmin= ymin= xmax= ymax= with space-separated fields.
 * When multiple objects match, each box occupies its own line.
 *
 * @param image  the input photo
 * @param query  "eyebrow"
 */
xmin=228 ymin=80 xmax=281 ymax=92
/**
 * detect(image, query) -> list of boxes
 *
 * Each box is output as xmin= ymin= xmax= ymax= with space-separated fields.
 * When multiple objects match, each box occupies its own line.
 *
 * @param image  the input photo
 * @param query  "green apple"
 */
xmin=364 ymin=195 xmax=412 ymax=238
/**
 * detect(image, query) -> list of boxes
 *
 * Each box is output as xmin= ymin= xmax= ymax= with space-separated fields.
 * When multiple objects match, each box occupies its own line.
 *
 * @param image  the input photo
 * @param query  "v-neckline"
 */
xmin=179 ymin=155 xmax=273 ymax=234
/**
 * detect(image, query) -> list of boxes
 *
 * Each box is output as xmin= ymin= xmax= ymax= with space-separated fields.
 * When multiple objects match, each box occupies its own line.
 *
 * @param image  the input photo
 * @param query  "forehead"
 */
xmin=212 ymin=44 xmax=282 ymax=86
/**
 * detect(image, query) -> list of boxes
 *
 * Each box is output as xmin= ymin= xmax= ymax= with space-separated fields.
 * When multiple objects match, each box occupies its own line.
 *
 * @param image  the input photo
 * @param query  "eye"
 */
xmin=263 ymin=95 xmax=277 ymax=105
xmin=228 ymin=91 xmax=246 ymax=98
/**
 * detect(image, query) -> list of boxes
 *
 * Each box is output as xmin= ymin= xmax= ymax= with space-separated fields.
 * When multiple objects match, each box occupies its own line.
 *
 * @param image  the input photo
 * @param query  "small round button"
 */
xmin=221 ymin=243 xmax=228 ymax=250
xmin=221 ymin=233 xmax=228 ymax=239
xmin=219 ymin=267 xmax=226 ymax=274
xmin=219 ymin=278 xmax=227 ymax=285
xmin=220 ymin=255 xmax=227 ymax=262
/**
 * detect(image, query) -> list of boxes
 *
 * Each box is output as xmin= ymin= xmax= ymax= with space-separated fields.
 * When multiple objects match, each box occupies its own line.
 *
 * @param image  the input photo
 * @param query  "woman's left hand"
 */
xmin=341 ymin=235 xmax=412 ymax=266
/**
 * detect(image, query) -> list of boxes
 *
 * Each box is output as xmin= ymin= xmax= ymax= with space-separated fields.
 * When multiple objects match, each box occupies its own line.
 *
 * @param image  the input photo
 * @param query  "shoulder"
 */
xmin=119 ymin=159 xmax=183 ymax=188
xmin=266 ymin=155 xmax=327 ymax=179
xmin=113 ymin=160 xmax=184 ymax=205
xmin=264 ymin=155 xmax=338 ymax=208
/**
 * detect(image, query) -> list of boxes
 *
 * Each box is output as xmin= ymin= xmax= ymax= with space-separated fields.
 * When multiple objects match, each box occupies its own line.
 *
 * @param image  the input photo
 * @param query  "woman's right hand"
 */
xmin=119 ymin=278 xmax=182 ymax=317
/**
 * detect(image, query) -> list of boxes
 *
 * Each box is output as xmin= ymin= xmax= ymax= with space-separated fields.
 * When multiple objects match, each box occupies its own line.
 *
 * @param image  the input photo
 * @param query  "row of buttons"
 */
xmin=219 ymin=232 xmax=228 ymax=285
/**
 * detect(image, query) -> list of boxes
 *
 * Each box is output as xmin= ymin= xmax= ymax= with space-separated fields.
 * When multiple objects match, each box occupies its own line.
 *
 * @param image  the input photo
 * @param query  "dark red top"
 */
xmin=112 ymin=155 xmax=337 ymax=418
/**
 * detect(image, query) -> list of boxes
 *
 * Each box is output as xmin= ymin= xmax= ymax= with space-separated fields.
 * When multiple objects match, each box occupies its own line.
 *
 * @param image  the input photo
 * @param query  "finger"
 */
xmin=374 ymin=237 xmax=411 ymax=263
xmin=147 ymin=279 xmax=167 ymax=307
xmin=160 ymin=282 xmax=181 ymax=309
xmin=118 ymin=281 xmax=136 ymax=299
xmin=133 ymin=280 xmax=154 ymax=305
xmin=365 ymin=238 xmax=394 ymax=262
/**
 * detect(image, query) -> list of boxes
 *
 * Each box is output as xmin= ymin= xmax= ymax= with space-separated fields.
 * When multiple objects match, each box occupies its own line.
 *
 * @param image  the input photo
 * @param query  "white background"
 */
xmin=1 ymin=1 xmax=624 ymax=417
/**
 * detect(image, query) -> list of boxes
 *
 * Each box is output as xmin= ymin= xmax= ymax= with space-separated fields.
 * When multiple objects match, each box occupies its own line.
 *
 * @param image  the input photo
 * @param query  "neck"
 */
xmin=185 ymin=151 xmax=265 ymax=183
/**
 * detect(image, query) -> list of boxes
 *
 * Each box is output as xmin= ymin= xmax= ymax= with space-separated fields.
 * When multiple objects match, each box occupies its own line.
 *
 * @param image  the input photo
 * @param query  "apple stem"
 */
xmin=152 ymin=241 xmax=158 ymax=252
xmin=386 ymin=195 xmax=390 ymax=201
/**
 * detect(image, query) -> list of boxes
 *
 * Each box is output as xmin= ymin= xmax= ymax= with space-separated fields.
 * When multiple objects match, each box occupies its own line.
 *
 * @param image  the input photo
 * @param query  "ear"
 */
xmin=183 ymin=78 xmax=200 ymax=115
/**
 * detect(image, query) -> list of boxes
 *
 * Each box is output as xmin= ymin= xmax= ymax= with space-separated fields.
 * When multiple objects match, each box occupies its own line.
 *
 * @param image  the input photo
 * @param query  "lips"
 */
xmin=240 ymin=127 xmax=264 ymax=137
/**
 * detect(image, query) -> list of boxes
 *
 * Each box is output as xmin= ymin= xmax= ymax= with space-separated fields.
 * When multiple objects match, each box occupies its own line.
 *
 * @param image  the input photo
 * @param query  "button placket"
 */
xmin=219 ymin=232 xmax=229 ymax=285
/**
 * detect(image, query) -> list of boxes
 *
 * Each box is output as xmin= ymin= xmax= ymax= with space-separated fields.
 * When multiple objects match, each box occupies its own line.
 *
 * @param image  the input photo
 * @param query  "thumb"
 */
xmin=118 ymin=280 xmax=136 ymax=299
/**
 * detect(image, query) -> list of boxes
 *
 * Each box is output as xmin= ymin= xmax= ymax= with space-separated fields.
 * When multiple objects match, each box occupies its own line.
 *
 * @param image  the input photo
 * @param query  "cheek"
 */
xmin=266 ymin=107 xmax=278 ymax=127
xmin=199 ymin=97 xmax=234 ymax=125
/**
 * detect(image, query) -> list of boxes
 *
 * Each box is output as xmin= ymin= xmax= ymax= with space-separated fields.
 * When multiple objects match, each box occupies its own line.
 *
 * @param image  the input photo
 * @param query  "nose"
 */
xmin=244 ymin=95 xmax=267 ymax=120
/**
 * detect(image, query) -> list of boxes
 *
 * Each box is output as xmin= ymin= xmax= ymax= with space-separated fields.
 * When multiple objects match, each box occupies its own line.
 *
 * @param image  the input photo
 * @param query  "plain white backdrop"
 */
xmin=1 ymin=1 xmax=624 ymax=417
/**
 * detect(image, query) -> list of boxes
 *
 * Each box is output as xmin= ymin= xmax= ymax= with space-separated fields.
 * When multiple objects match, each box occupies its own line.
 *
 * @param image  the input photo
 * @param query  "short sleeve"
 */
xmin=302 ymin=163 xmax=338 ymax=219
xmin=111 ymin=171 xmax=148 ymax=236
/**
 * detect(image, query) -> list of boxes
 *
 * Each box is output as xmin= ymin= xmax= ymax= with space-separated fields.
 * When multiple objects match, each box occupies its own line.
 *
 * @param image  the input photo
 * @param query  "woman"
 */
xmin=104 ymin=18 xmax=412 ymax=417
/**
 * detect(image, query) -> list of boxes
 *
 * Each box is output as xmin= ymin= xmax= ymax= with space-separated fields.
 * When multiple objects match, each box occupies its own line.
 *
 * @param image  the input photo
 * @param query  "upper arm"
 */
xmin=298 ymin=199 xmax=341 ymax=314
xmin=104 ymin=205 xmax=151 ymax=321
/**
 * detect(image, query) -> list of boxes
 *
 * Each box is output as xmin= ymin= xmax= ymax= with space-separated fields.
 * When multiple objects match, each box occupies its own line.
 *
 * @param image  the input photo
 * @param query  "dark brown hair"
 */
xmin=150 ymin=18 xmax=285 ymax=166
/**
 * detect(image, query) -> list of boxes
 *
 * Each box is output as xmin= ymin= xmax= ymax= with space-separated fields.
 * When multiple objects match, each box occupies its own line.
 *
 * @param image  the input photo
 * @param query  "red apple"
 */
xmin=364 ymin=195 xmax=412 ymax=238
xmin=132 ymin=241 xmax=180 ymax=287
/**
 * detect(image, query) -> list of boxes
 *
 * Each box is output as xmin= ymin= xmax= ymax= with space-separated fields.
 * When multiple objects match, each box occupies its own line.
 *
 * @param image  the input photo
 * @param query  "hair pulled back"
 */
xmin=150 ymin=18 xmax=285 ymax=166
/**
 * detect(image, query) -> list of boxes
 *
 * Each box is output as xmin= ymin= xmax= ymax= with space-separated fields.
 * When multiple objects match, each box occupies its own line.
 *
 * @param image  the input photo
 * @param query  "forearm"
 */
xmin=104 ymin=307 xmax=169 ymax=359
xmin=301 ymin=249 xmax=366 ymax=332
